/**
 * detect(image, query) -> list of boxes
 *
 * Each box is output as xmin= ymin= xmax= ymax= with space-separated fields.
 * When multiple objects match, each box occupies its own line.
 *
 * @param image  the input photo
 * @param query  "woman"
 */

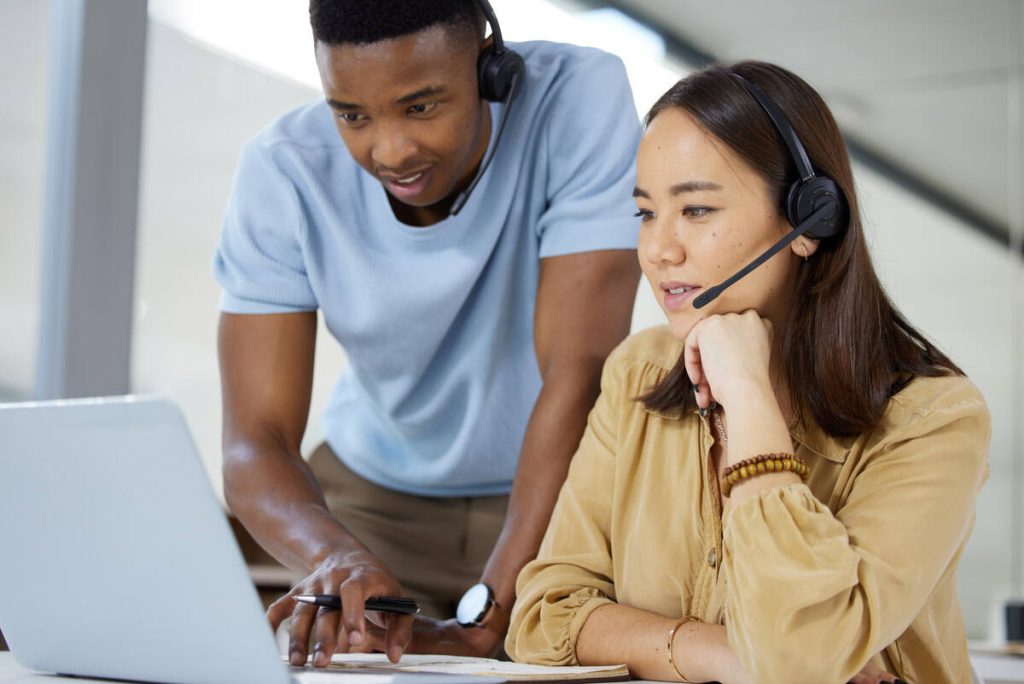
xmin=505 ymin=61 xmax=989 ymax=684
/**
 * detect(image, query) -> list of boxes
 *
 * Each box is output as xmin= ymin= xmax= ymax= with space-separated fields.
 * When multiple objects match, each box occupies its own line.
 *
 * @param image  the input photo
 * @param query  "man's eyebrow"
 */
xmin=670 ymin=180 xmax=722 ymax=194
xmin=396 ymin=85 xmax=446 ymax=105
xmin=326 ymin=98 xmax=359 ymax=112
xmin=632 ymin=187 xmax=649 ymax=199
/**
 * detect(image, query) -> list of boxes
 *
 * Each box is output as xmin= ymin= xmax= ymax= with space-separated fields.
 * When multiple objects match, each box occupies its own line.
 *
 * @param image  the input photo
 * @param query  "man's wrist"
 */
xmin=457 ymin=583 xmax=505 ymax=628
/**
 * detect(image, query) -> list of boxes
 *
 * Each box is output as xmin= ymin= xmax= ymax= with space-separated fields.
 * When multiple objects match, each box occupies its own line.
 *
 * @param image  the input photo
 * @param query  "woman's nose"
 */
xmin=641 ymin=217 xmax=685 ymax=267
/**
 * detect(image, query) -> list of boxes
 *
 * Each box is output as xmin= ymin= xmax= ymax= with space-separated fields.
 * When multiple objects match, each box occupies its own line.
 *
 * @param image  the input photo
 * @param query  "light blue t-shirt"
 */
xmin=214 ymin=41 xmax=641 ymax=496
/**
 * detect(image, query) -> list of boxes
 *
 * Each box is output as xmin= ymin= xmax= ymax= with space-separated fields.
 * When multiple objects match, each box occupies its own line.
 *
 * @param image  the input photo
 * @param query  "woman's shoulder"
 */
xmin=596 ymin=326 xmax=683 ymax=400
xmin=877 ymin=373 xmax=991 ymax=449
xmin=888 ymin=373 xmax=989 ymax=421
xmin=606 ymin=325 xmax=683 ymax=371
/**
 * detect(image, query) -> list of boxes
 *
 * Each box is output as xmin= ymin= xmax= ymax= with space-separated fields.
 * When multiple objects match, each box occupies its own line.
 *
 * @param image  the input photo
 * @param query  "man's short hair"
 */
xmin=310 ymin=0 xmax=486 ymax=48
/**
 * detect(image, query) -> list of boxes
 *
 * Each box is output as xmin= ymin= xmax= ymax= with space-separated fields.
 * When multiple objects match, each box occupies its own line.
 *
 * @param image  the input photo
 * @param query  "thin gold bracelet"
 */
xmin=666 ymin=615 xmax=697 ymax=682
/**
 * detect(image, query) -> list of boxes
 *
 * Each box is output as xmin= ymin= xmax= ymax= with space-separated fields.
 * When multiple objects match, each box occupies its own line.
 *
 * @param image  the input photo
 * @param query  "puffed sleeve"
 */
xmin=722 ymin=376 xmax=990 ymax=683
xmin=505 ymin=350 xmax=630 ymax=664
xmin=213 ymin=141 xmax=318 ymax=313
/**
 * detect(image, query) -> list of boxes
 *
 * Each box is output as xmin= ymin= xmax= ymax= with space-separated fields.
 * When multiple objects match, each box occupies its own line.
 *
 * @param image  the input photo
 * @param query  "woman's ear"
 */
xmin=790 ymin=237 xmax=821 ymax=259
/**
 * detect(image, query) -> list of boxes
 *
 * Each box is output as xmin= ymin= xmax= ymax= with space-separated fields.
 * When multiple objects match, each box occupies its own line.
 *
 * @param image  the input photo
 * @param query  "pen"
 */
xmin=293 ymin=594 xmax=420 ymax=615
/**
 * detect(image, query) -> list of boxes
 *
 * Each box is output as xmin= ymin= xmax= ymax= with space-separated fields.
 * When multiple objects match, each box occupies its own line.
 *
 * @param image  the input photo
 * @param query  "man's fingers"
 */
xmin=310 ymin=607 xmax=341 ymax=668
xmin=267 ymin=593 xmax=296 ymax=634
xmin=849 ymin=661 xmax=899 ymax=684
xmin=384 ymin=614 xmax=414 ymax=663
xmin=339 ymin=580 xmax=367 ymax=647
xmin=287 ymin=600 xmax=319 ymax=667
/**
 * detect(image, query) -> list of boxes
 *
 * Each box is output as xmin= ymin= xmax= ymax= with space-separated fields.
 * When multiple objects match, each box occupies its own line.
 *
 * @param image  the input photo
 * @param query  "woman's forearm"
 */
xmin=576 ymin=603 xmax=747 ymax=683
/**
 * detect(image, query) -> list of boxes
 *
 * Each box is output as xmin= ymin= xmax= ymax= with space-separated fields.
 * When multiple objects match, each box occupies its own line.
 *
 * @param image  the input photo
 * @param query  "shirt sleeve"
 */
xmin=535 ymin=51 xmax=641 ymax=259
xmin=505 ymin=350 xmax=630 ymax=664
xmin=721 ymin=377 xmax=990 ymax=684
xmin=213 ymin=141 xmax=318 ymax=314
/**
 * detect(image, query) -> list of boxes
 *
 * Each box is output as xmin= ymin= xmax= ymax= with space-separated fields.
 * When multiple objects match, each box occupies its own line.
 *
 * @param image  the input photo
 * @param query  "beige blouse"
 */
xmin=506 ymin=326 xmax=990 ymax=683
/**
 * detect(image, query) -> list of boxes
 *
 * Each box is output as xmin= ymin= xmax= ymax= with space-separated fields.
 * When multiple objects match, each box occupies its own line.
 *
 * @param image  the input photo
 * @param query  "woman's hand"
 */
xmin=683 ymin=310 xmax=774 ymax=410
xmin=267 ymin=548 xmax=413 ymax=667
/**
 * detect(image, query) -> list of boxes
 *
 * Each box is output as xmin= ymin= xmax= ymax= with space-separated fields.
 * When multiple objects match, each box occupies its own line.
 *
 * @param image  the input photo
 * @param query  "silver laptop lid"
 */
xmin=0 ymin=396 xmax=291 ymax=684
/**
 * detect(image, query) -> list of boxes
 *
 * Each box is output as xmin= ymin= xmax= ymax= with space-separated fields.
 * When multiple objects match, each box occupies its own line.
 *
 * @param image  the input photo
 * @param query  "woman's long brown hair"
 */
xmin=640 ymin=61 xmax=962 ymax=436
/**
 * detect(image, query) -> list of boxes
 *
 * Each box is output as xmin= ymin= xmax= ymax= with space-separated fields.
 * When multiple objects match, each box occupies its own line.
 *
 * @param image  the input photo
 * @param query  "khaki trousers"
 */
xmin=308 ymin=443 xmax=509 ymax=619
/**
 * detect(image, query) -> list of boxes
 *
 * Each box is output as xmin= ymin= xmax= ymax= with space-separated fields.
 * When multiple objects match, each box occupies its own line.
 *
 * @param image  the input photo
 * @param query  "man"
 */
xmin=214 ymin=0 xmax=640 ymax=667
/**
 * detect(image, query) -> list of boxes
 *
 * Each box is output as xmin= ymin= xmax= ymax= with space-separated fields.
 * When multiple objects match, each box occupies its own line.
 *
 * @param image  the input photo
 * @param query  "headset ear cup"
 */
xmin=477 ymin=47 xmax=525 ymax=102
xmin=787 ymin=176 xmax=849 ymax=239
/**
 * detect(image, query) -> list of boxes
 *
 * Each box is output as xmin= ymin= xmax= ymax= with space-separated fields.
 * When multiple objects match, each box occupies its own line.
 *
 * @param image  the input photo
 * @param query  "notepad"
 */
xmin=320 ymin=654 xmax=630 ymax=682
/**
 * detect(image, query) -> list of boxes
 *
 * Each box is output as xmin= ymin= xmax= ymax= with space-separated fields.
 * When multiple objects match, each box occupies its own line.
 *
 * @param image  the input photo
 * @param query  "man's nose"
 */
xmin=371 ymin=124 xmax=418 ymax=172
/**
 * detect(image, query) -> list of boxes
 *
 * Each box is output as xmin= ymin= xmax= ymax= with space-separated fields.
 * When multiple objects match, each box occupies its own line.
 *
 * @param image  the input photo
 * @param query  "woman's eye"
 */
xmin=409 ymin=102 xmax=437 ymax=115
xmin=682 ymin=206 xmax=714 ymax=218
xmin=634 ymin=209 xmax=654 ymax=223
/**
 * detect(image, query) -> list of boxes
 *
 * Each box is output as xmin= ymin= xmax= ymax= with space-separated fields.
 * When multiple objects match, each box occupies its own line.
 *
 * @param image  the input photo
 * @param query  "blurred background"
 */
xmin=1 ymin=0 xmax=1021 ymax=643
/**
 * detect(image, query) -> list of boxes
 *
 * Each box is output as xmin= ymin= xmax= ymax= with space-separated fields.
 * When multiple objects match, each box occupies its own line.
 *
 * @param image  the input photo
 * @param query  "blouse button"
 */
xmin=707 ymin=547 xmax=718 ymax=568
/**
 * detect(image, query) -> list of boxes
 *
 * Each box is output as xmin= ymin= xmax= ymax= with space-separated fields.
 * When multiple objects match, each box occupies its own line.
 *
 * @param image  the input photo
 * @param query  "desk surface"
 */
xmin=0 ymin=653 xmax=352 ymax=684
xmin=3 ymin=651 xmax=1024 ymax=684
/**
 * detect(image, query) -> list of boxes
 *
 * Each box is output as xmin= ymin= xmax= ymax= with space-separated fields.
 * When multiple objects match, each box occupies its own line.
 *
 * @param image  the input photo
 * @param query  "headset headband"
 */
xmin=475 ymin=0 xmax=505 ymax=53
xmin=730 ymin=73 xmax=815 ymax=182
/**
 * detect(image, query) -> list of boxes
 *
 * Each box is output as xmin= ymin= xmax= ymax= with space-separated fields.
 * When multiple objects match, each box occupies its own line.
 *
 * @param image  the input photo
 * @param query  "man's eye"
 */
xmin=682 ymin=206 xmax=714 ymax=218
xmin=633 ymin=209 xmax=654 ymax=223
xmin=409 ymin=102 xmax=437 ymax=115
xmin=338 ymin=112 xmax=365 ymax=125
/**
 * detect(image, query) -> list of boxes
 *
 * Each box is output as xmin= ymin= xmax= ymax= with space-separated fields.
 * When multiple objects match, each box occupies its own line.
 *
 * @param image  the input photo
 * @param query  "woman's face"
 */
xmin=634 ymin=107 xmax=810 ymax=341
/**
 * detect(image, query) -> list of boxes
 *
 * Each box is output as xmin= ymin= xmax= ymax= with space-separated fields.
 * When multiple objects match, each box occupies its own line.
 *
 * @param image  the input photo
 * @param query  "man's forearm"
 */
xmin=224 ymin=437 xmax=366 ymax=574
xmin=479 ymin=365 xmax=602 ymax=617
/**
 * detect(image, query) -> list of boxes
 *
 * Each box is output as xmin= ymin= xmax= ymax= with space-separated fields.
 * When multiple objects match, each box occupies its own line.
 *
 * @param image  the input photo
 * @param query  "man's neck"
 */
xmin=388 ymin=193 xmax=456 ymax=227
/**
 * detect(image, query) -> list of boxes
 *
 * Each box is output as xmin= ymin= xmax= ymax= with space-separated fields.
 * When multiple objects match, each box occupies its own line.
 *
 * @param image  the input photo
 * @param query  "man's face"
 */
xmin=315 ymin=25 xmax=490 ymax=213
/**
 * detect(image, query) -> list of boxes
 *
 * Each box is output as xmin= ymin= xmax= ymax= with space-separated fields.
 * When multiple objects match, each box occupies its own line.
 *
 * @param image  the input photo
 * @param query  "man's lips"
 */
xmin=379 ymin=165 xmax=433 ymax=184
xmin=379 ymin=166 xmax=434 ymax=200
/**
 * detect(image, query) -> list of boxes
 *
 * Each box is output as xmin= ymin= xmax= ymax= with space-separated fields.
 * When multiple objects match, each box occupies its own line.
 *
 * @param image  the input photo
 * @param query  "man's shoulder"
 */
xmin=243 ymin=99 xmax=346 ymax=162
xmin=513 ymin=40 xmax=628 ymax=92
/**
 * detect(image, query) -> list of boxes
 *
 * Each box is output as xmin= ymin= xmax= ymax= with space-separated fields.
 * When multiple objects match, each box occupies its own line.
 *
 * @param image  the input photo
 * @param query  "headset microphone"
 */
xmin=693 ymin=203 xmax=834 ymax=308
xmin=692 ymin=71 xmax=849 ymax=309
xmin=449 ymin=0 xmax=525 ymax=216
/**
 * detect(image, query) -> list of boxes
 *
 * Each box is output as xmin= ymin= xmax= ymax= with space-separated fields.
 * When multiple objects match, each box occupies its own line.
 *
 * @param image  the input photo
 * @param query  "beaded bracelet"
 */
xmin=721 ymin=453 xmax=808 ymax=497
xmin=666 ymin=615 xmax=700 ymax=682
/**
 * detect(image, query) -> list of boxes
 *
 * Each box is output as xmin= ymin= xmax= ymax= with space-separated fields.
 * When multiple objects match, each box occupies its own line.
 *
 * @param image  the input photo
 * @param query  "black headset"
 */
xmin=693 ymin=72 xmax=850 ymax=308
xmin=474 ymin=0 xmax=525 ymax=103
xmin=730 ymin=71 xmax=848 ymax=240
xmin=449 ymin=0 xmax=525 ymax=215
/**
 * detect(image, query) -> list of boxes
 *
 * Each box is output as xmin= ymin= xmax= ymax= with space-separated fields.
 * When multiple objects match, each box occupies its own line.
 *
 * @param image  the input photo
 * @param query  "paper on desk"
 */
xmin=326 ymin=653 xmax=630 ymax=682
xmin=293 ymin=672 xmax=498 ymax=684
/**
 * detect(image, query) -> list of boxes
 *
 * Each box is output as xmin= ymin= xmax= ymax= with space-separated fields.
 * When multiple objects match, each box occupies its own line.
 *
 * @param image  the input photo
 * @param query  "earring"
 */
xmin=799 ymin=242 xmax=809 ymax=262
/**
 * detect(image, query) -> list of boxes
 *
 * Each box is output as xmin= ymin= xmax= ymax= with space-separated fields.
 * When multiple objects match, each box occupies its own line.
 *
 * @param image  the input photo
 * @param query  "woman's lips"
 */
xmin=660 ymin=281 xmax=702 ymax=312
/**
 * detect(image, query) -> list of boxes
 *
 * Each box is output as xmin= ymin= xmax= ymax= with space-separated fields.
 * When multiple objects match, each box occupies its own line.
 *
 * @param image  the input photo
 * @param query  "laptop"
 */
xmin=0 ymin=395 xmax=295 ymax=684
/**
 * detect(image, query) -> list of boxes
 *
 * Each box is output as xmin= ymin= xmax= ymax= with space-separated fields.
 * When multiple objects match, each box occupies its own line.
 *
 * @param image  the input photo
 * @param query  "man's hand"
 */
xmin=268 ymin=549 xmax=413 ymax=667
xmin=360 ymin=615 xmax=505 ymax=659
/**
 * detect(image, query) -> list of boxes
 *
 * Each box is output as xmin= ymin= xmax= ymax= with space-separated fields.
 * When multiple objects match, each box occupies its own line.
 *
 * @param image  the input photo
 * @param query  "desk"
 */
xmin=0 ymin=653 xmax=364 ymax=684
xmin=3 ymin=651 xmax=1024 ymax=684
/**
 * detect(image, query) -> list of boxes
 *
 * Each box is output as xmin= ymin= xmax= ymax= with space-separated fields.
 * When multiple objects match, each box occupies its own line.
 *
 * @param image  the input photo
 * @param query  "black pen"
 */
xmin=293 ymin=594 xmax=420 ymax=615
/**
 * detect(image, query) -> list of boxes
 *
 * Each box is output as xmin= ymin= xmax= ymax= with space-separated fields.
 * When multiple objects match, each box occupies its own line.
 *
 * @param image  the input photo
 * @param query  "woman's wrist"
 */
xmin=669 ymin=620 xmax=736 ymax=683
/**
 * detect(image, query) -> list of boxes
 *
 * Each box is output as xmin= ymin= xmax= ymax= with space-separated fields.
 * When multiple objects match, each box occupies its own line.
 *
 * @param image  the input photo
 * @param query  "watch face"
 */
xmin=456 ymin=583 xmax=492 ymax=626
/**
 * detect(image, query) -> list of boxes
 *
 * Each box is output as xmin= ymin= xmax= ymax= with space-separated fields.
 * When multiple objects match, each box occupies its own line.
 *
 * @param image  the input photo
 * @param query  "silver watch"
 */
xmin=456 ymin=582 xmax=496 ymax=627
